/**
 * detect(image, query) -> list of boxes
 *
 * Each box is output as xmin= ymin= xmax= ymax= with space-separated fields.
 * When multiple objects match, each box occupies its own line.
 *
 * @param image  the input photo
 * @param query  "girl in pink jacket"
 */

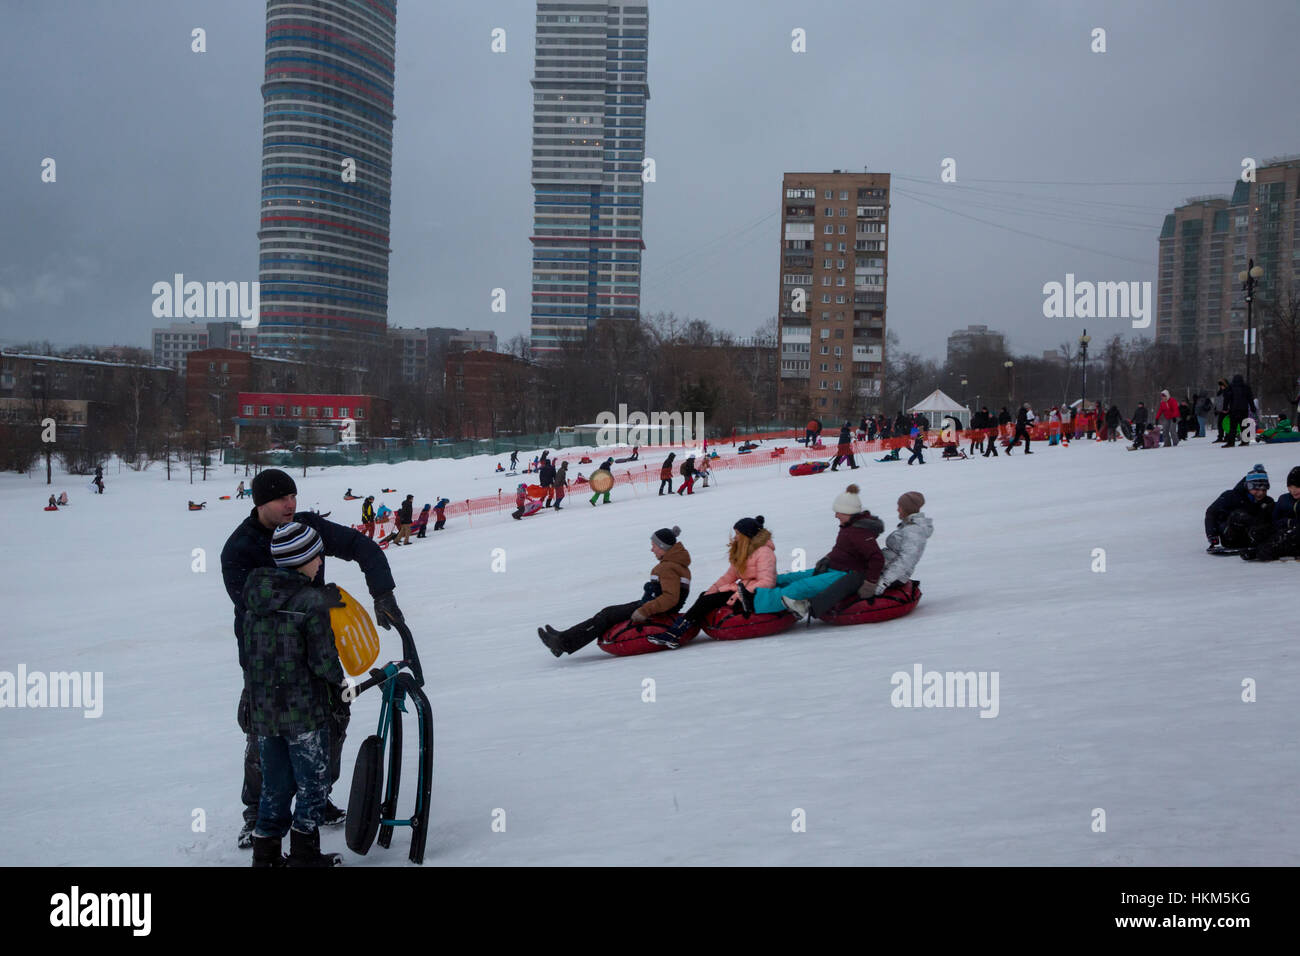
xmin=649 ymin=516 xmax=777 ymax=648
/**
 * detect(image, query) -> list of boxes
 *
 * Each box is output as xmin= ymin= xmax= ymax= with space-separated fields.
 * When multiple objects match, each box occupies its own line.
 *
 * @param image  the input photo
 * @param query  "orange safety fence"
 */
xmin=353 ymin=419 xmax=1107 ymax=529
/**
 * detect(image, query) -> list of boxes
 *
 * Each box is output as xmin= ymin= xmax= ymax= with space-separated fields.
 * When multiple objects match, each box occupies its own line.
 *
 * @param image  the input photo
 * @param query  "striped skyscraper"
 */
xmin=257 ymin=0 xmax=397 ymax=356
xmin=529 ymin=1 xmax=649 ymax=357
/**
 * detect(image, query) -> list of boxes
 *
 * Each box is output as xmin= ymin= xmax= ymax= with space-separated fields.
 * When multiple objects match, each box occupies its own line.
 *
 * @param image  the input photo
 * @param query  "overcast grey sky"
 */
xmin=3 ymin=0 xmax=1298 ymax=359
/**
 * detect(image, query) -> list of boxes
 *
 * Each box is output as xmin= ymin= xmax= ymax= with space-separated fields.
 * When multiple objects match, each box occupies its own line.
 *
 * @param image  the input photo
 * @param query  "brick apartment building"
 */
xmin=1157 ymin=156 xmax=1300 ymax=355
xmin=777 ymin=170 xmax=890 ymax=422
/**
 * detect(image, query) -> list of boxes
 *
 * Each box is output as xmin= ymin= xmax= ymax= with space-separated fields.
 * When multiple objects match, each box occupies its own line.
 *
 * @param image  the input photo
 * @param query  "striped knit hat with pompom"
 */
xmin=1244 ymin=464 xmax=1269 ymax=491
xmin=270 ymin=521 xmax=323 ymax=568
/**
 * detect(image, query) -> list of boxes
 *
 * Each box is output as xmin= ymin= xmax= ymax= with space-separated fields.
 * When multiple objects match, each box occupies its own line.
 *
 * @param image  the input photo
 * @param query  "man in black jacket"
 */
xmin=539 ymin=457 xmax=557 ymax=508
xmin=1105 ymin=404 xmax=1122 ymax=442
xmin=1007 ymin=404 xmax=1033 ymax=455
xmin=221 ymin=469 xmax=404 ymax=849
xmin=1222 ymin=374 xmax=1254 ymax=447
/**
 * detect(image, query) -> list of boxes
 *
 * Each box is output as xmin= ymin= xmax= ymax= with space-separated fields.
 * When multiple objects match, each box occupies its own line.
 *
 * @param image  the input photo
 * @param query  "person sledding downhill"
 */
xmin=538 ymin=527 xmax=691 ymax=657
xmin=1243 ymin=466 xmax=1300 ymax=561
xmin=735 ymin=485 xmax=884 ymax=622
xmin=649 ymin=516 xmax=777 ymax=649
xmin=1204 ymin=463 xmax=1274 ymax=554
xmin=242 ymin=522 xmax=347 ymax=868
xmin=875 ymin=492 xmax=933 ymax=596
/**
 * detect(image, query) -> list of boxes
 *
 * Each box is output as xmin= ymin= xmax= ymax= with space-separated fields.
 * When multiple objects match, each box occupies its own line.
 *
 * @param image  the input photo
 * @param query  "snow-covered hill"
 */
xmin=3 ymin=437 xmax=1297 ymax=865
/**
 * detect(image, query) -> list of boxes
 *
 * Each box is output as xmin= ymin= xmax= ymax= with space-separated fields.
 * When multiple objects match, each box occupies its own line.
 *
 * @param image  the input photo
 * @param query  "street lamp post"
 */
xmin=1078 ymin=330 xmax=1091 ymax=409
xmin=1239 ymin=257 xmax=1264 ymax=386
xmin=209 ymin=392 xmax=223 ymax=438
xmin=1004 ymin=361 xmax=1014 ymax=401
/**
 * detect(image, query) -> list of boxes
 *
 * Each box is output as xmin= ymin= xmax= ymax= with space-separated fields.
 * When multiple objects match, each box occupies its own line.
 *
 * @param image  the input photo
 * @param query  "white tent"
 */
xmin=908 ymin=389 xmax=970 ymax=429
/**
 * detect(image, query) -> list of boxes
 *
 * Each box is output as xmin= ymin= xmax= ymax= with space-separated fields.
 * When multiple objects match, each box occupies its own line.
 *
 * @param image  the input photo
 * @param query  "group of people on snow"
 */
xmin=358 ymin=493 xmax=449 ymax=541
xmin=536 ymin=483 xmax=933 ymax=657
xmin=1205 ymin=463 xmax=1300 ymax=562
xmin=221 ymin=469 xmax=407 ymax=866
xmin=656 ymin=451 xmax=712 ymax=495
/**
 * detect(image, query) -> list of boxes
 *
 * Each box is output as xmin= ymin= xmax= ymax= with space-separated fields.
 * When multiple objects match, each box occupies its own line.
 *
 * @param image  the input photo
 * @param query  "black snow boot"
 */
xmin=647 ymin=615 xmax=691 ymax=649
xmin=735 ymin=585 xmax=755 ymax=616
xmin=251 ymin=834 xmax=287 ymax=868
xmin=320 ymin=800 xmax=346 ymax=826
xmin=287 ymin=827 xmax=342 ymax=867
xmin=238 ymin=821 xmax=255 ymax=849
xmin=538 ymin=626 xmax=564 ymax=657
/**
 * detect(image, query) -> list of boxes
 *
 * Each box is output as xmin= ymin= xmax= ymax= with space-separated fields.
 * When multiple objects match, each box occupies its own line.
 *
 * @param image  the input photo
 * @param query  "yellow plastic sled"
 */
xmin=329 ymin=586 xmax=381 ymax=677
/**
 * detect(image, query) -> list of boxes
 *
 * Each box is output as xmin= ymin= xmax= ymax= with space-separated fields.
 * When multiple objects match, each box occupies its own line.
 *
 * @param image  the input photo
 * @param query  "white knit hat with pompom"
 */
xmin=832 ymin=484 xmax=862 ymax=515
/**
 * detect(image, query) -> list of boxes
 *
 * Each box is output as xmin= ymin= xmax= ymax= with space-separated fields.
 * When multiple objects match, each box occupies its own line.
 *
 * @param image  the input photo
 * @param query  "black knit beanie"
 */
xmin=252 ymin=468 xmax=297 ymax=506
xmin=652 ymin=525 xmax=681 ymax=549
xmin=733 ymin=515 xmax=765 ymax=538
xmin=1288 ymin=466 xmax=1300 ymax=488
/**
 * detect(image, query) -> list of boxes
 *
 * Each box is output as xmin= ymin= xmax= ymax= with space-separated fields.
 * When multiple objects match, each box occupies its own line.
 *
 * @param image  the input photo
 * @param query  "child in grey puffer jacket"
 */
xmin=876 ymin=491 xmax=934 ymax=594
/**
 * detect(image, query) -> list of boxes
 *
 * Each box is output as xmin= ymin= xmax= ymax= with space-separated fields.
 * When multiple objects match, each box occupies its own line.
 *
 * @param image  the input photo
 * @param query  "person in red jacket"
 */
xmin=1157 ymin=389 xmax=1181 ymax=447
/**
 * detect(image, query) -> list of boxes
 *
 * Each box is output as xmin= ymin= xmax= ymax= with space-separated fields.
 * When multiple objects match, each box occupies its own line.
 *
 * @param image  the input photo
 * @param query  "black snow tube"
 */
xmin=345 ymin=734 xmax=384 ymax=855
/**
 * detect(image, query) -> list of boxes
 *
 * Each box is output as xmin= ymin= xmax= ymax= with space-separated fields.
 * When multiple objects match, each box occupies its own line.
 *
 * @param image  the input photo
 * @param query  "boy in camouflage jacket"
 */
xmin=242 ymin=521 xmax=346 ymax=867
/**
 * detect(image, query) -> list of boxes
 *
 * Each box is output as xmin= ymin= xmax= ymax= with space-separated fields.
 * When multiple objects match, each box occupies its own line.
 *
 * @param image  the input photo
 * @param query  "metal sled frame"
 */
xmin=351 ymin=622 xmax=432 ymax=864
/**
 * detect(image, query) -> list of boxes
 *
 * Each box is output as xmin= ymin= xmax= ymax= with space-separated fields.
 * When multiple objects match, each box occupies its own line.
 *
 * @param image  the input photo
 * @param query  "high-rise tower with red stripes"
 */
xmin=257 ymin=0 xmax=397 ymax=355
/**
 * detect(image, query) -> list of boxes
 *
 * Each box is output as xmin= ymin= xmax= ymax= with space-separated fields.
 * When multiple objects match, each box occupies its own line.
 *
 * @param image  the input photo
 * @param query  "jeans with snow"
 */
xmin=255 ymin=728 xmax=330 ymax=838
xmin=1160 ymin=419 xmax=1179 ymax=447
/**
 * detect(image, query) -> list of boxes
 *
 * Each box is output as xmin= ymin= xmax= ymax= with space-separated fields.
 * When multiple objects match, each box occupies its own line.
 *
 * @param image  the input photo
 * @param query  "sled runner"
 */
xmin=701 ymin=606 xmax=796 ymax=640
xmin=1206 ymin=547 xmax=1246 ymax=556
xmin=789 ymin=461 xmax=830 ymax=477
xmin=598 ymin=615 xmax=701 ymax=656
xmin=345 ymin=620 xmax=432 ymax=865
xmin=818 ymin=581 xmax=922 ymax=626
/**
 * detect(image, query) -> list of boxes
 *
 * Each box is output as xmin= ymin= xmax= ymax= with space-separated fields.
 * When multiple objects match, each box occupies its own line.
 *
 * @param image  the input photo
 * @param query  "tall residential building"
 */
xmin=529 ymin=1 xmax=650 ymax=357
xmin=257 ymin=0 xmax=398 ymax=356
xmin=1157 ymin=156 xmax=1300 ymax=355
xmin=777 ymin=171 xmax=890 ymax=420
xmin=946 ymin=324 xmax=1006 ymax=367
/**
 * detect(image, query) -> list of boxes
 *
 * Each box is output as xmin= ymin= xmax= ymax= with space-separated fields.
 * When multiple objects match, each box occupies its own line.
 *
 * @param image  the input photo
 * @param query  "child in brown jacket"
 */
xmin=537 ymin=526 xmax=691 ymax=657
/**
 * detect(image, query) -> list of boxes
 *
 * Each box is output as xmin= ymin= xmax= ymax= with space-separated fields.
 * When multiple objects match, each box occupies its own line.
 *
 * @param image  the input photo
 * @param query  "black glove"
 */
xmin=329 ymin=682 xmax=352 ymax=721
xmin=323 ymin=583 xmax=346 ymax=608
xmin=813 ymin=558 xmax=830 ymax=575
xmin=374 ymin=590 xmax=404 ymax=630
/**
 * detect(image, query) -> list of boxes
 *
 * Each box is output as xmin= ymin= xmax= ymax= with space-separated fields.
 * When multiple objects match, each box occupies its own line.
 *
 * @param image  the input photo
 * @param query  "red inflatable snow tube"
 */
xmin=702 ymin=605 xmax=796 ymax=640
xmin=597 ymin=614 xmax=700 ymax=656
xmin=819 ymin=581 xmax=922 ymax=626
xmin=789 ymin=461 xmax=829 ymax=477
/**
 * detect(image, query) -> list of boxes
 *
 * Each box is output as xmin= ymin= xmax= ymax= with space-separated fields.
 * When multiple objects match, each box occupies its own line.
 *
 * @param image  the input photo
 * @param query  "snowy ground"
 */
xmin=3 ymin=435 xmax=1297 ymax=866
